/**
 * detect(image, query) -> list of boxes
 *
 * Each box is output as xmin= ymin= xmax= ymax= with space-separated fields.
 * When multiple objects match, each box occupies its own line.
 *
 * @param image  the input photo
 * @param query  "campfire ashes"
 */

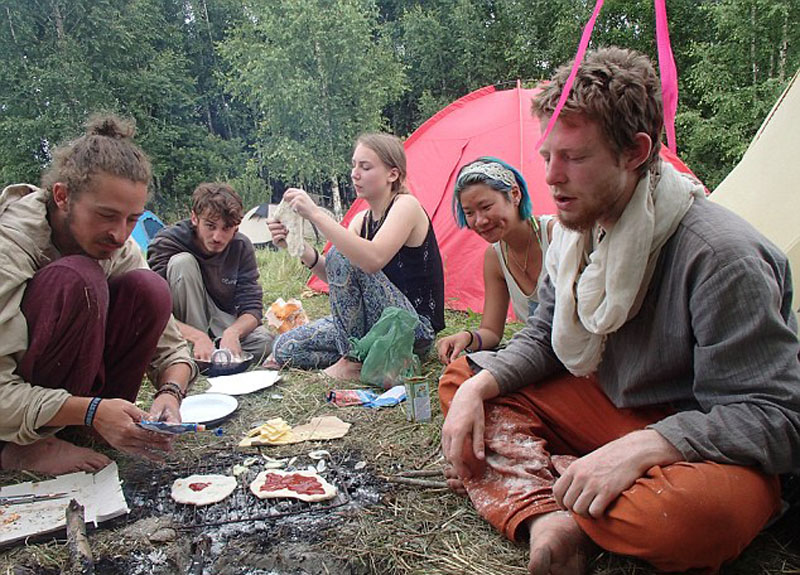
xmin=101 ymin=449 xmax=385 ymax=574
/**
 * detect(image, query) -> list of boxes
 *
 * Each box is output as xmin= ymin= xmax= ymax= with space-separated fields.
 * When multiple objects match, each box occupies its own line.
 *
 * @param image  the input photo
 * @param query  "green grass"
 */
xmin=1 ymin=248 xmax=799 ymax=574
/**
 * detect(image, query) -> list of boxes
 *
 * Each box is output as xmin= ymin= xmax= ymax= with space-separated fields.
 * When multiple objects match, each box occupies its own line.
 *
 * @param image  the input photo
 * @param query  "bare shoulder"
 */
xmin=483 ymin=243 xmax=504 ymax=279
xmin=347 ymin=210 xmax=368 ymax=234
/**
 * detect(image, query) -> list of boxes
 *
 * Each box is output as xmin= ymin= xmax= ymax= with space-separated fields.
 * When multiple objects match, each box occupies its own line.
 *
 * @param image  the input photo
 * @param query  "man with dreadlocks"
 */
xmin=0 ymin=115 xmax=196 ymax=475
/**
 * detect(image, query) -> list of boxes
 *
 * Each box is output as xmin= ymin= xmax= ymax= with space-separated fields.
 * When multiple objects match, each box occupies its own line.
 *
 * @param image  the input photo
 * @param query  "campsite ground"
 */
xmin=1 ymin=248 xmax=799 ymax=575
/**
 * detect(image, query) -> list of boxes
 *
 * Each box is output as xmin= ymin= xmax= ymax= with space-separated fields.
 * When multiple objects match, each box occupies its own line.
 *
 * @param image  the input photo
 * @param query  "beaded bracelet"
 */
xmin=472 ymin=330 xmax=483 ymax=351
xmin=304 ymin=248 xmax=320 ymax=269
xmin=84 ymin=397 xmax=103 ymax=427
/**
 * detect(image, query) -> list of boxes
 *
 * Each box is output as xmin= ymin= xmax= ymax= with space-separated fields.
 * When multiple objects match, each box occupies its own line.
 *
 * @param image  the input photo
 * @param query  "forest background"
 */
xmin=1 ymin=0 xmax=798 ymax=222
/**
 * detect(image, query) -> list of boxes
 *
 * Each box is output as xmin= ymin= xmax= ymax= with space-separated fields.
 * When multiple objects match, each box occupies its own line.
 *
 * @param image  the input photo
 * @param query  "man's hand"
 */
xmin=553 ymin=429 xmax=682 ymax=518
xmin=219 ymin=329 xmax=243 ymax=358
xmin=441 ymin=371 xmax=499 ymax=480
xmin=92 ymin=398 xmax=173 ymax=461
xmin=192 ymin=333 xmax=216 ymax=362
xmin=149 ymin=394 xmax=181 ymax=424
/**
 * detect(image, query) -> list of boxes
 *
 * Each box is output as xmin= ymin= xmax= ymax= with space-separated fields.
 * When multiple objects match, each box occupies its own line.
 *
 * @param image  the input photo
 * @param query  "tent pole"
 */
xmin=517 ymin=79 xmax=525 ymax=175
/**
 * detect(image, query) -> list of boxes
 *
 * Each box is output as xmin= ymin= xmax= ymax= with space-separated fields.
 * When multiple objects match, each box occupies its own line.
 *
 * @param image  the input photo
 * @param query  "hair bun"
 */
xmin=86 ymin=114 xmax=136 ymax=140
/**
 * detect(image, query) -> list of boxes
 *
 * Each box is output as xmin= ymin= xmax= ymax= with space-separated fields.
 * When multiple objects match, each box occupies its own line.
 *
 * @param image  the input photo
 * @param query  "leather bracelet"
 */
xmin=84 ymin=397 xmax=103 ymax=427
xmin=154 ymin=387 xmax=183 ymax=404
xmin=304 ymin=248 xmax=320 ymax=269
xmin=463 ymin=330 xmax=474 ymax=351
xmin=154 ymin=381 xmax=186 ymax=402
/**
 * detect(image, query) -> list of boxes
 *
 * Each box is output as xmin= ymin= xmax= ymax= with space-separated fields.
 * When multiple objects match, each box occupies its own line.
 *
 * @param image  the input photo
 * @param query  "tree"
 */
xmin=677 ymin=0 xmax=800 ymax=188
xmin=219 ymin=0 xmax=405 ymax=218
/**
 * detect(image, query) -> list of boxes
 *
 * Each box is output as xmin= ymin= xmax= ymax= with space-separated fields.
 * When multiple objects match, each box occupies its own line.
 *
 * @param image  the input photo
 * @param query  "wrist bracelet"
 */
xmin=463 ymin=330 xmax=474 ymax=350
xmin=84 ymin=397 xmax=103 ymax=427
xmin=154 ymin=388 xmax=183 ymax=404
xmin=154 ymin=382 xmax=186 ymax=403
xmin=304 ymin=248 xmax=320 ymax=269
xmin=472 ymin=330 xmax=483 ymax=352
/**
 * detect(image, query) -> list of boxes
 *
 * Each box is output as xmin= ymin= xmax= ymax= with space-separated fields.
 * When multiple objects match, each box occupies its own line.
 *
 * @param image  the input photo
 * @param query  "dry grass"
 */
xmin=2 ymin=248 xmax=800 ymax=574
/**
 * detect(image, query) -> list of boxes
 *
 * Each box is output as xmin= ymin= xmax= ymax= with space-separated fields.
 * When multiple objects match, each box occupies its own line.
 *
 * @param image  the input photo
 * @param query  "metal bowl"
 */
xmin=195 ymin=352 xmax=254 ymax=377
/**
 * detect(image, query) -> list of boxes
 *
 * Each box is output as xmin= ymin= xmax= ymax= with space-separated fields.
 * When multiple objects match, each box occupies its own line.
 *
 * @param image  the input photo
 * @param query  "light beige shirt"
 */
xmin=0 ymin=184 xmax=196 ymax=444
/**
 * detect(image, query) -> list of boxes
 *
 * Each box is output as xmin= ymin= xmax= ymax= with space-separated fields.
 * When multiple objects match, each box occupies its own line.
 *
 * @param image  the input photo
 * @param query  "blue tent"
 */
xmin=132 ymin=210 xmax=165 ymax=254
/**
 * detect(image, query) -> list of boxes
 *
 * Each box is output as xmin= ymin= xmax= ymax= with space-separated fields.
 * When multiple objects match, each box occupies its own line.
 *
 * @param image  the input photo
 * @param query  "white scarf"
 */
xmin=546 ymin=161 xmax=705 ymax=376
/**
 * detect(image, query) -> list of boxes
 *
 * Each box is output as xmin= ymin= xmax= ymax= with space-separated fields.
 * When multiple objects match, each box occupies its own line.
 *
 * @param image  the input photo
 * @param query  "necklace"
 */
xmin=503 ymin=219 xmax=538 ymax=273
xmin=366 ymin=193 xmax=398 ymax=237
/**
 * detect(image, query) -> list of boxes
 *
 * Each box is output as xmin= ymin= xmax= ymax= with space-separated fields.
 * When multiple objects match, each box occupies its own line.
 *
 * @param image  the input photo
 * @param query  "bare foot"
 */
xmin=0 ymin=436 xmax=112 ymax=475
xmin=322 ymin=357 xmax=362 ymax=380
xmin=527 ymin=511 xmax=595 ymax=575
xmin=444 ymin=464 xmax=467 ymax=496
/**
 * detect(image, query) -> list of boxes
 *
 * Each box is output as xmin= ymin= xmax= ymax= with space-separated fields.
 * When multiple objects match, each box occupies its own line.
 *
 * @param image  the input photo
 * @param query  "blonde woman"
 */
xmin=268 ymin=133 xmax=445 ymax=379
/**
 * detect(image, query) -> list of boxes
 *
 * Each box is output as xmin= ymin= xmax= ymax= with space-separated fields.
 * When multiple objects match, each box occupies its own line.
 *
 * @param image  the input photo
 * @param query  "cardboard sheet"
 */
xmin=0 ymin=462 xmax=129 ymax=547
xmin=206 ymin=370 xmax=281 ymax=396
xmin=239 ymin=415 xmax=351 ymax=447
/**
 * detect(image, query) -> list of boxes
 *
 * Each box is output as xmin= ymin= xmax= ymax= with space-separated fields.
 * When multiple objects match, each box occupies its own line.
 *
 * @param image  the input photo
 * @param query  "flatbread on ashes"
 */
xmin=249 ymin=469 xmax=337 ymax=503
xmin=171 ymin=474 xmax=238 ymax=506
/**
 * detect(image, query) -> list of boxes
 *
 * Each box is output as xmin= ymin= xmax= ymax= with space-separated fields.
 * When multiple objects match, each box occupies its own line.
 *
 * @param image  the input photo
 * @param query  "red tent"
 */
xmin=309 ymin=82 xmax=699 ymax=316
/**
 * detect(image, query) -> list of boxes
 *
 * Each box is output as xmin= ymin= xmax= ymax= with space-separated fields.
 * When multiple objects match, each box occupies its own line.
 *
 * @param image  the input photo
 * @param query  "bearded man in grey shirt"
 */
xmin=440 ymin=47 xmax=800 ymax=575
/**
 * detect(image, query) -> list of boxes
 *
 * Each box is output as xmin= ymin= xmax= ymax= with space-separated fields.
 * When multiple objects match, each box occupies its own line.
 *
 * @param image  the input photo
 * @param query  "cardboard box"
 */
xmin=404 ymin=377 xmax=431 ymax=422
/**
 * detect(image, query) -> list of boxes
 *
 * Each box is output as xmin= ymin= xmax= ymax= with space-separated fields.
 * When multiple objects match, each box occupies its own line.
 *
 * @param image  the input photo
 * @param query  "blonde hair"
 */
xmin=356 ymin=133 xmax=408 ymax=194
xmin=42 ymin=114 xmax=151 ymax=203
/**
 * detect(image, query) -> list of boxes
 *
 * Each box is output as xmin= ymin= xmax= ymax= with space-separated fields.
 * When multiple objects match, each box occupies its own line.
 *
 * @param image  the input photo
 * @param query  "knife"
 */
xmin=0 ymin=492 xmax=70 ymax=505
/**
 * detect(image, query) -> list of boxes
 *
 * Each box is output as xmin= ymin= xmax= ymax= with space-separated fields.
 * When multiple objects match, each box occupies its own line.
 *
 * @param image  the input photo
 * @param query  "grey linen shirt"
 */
xmin=469 ymin=196 xmax=800 ymax=474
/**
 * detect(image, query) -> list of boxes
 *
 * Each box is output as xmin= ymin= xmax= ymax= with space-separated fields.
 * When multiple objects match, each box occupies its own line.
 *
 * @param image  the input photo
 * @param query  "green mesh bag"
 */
xmin=348 ymin=307 xmax=420 ymax=388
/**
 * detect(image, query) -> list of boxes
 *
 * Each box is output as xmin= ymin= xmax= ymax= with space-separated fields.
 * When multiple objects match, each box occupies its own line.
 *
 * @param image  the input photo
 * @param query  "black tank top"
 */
xmin=360 ymin=197 xmax=445 ymax=333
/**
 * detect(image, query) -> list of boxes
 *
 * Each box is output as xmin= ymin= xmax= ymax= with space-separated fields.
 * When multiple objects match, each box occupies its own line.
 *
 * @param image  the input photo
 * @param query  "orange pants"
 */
xmin=439 ymin=356 xmax=781 ymax=573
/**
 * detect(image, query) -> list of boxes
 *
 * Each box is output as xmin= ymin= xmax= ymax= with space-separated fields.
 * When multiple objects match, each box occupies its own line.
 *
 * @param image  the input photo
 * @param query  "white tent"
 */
xmin=238 ymin=203 xmax=334 ymax=248
xmin=711 ymin=68 xmax=800 ymax=309
xmin=238 ymin=203 xmax=274 ymax=247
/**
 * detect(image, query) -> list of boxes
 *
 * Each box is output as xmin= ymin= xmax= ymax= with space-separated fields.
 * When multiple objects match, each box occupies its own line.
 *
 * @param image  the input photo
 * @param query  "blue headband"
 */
xmin=453 ymin=156 xmax=533 ymax=228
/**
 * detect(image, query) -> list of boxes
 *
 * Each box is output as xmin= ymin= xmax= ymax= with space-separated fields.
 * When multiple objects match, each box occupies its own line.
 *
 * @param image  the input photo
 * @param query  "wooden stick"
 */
xmin=397 ymin=468 xmax=443 ymax=478
xmin=383 ymin=475 xmax=448 ymax=489
xmin=65 ymin=499 xmax=94 ymax=575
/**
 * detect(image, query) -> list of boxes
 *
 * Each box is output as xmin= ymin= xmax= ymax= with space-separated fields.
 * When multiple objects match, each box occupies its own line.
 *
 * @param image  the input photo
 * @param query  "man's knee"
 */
xmin=438 ymin=356 xmax=475 ymax=415
xmin=111 ymin=269 xmax=172 ymax=322
xmin=578 ymin=463 xmax=781 ymax=572
xmin=24 ymin=255 xmax=108 ymax=320
xmin=166 ymin=252 xmax=201 ymax=284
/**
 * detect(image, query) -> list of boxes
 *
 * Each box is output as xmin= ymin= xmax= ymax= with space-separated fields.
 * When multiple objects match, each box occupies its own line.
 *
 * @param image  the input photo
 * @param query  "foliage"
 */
xmin=1 ymin=0 xmax=799 ymax=208
xmin=219 ymin=0 xmax=405 ymax=212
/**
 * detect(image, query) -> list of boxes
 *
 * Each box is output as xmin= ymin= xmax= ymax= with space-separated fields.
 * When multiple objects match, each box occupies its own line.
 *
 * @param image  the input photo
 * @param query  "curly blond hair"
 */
xmin=533 ymin=47 xmax=663 ymax=173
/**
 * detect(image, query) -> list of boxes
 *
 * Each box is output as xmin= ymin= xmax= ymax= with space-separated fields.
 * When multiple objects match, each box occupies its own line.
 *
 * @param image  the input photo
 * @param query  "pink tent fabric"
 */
xmin=308 ymin=83 xmax=700 ymax=315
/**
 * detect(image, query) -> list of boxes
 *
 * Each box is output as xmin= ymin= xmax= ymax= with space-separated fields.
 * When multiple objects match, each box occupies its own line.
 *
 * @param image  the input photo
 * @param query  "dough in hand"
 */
xmin=272 ymin=199 xmax=305 ymax=257
xmin=249 ymin=469 xmax=337 ymax=502
xmin=171 ymin=474 xmax=238 ymax=506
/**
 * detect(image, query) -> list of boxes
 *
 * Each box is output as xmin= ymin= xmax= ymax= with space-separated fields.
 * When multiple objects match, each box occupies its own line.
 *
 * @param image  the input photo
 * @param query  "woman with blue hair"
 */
xmin=436 ymin=157 xmax=555 ymax=364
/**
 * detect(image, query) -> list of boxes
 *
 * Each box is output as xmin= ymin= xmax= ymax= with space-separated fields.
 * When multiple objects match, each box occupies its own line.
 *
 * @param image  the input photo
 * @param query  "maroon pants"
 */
xmin=16 ymin=255 xmax=172 ymax=402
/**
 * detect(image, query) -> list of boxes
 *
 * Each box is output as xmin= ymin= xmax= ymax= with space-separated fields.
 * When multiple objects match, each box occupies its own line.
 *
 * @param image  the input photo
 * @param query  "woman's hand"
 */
xmin=266 ymin=218 xmax=289 ymax=250
xmin=284 ymin=188 xmax=320 ymax=220
xmin=436 ymin=331 xmax=473 ymax=364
